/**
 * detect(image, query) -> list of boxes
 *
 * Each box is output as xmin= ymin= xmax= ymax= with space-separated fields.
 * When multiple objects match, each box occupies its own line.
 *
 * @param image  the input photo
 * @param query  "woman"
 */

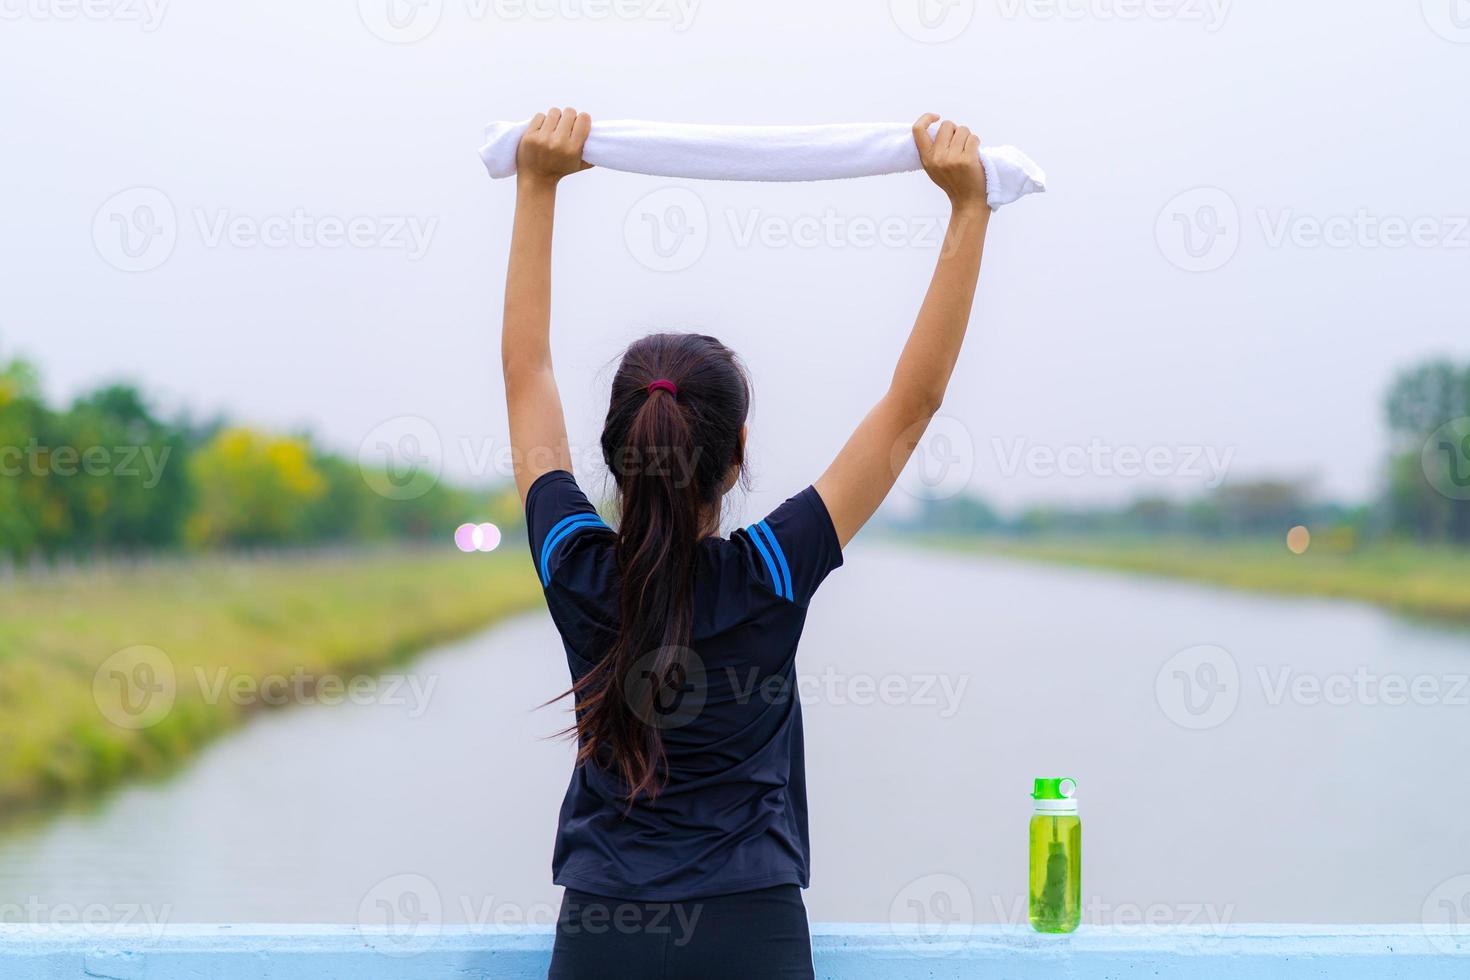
xmin=503 ymin=107 xmax=991 ymax=979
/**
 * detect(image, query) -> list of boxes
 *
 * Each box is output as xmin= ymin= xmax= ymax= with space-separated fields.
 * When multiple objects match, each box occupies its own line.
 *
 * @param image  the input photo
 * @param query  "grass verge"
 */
xmin=0 ymin=547 xmax=542 ymax=823
xmin=926 ymin=536 xmax=1470 ymax=625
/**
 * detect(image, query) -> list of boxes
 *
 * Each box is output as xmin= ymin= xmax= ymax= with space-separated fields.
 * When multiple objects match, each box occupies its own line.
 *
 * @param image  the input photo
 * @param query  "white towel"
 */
xmin=478 ymin=119 xmax=1046 ymax=211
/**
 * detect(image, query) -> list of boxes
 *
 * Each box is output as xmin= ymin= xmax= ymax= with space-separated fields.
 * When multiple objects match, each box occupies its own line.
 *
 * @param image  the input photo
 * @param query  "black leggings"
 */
xmin=548 ymin=884 xmax=814 ymax=980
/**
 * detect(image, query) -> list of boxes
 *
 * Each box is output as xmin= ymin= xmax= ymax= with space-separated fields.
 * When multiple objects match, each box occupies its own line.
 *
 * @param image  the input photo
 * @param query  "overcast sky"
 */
xmin=2 ymin=0 xmax=1467 ymax=520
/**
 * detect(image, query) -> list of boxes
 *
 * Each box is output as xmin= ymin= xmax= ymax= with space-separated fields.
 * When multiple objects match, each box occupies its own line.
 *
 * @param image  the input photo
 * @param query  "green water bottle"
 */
xmin=1028 ymin=777 xmax=1081 ymax=933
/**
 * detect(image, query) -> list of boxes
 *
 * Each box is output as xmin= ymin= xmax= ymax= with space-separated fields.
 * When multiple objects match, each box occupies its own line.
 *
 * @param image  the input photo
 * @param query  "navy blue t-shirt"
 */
xmin=525 ymin=469 xmax=844 ymax=902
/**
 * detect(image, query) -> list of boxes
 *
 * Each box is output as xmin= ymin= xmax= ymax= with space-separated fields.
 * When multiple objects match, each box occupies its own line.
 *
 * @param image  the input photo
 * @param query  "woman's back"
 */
xmin=528 ymin=470 xmax=843 ymax=901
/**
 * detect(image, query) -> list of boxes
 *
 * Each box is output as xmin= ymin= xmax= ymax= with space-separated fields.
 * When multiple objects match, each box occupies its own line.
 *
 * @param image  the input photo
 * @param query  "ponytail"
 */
xmin=563 ymin=333 xmax=749 ymax=801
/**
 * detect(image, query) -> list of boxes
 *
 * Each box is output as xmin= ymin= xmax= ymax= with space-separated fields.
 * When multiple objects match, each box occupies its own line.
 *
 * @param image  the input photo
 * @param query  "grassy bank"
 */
xmin=0 ymin=548 xmax=542 ymax=822
xmin=928 ymin=536 xmax=1470 ymax=624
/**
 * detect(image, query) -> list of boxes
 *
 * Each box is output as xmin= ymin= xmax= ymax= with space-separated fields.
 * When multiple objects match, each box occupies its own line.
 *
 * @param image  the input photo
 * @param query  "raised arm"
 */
xmin=503 ymin=107 xmax=592 ymax=503
xmin=814 ymin=114 xmax=991 ymax=548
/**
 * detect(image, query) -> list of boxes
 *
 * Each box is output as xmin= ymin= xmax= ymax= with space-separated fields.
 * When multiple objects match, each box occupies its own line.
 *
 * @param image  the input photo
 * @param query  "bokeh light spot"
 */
xmin=475 ymin=523 xmax=501 ymax=553
xmin=1286 ymin=525 xmax=1311 ymax=555
xmin=453 ymin=523 xmax=478 ymax=553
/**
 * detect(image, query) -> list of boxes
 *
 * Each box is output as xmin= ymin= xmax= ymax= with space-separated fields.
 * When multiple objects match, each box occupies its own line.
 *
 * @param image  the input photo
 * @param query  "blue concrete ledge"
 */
xmin=1 ymin=924 xmax=1465 ymax=979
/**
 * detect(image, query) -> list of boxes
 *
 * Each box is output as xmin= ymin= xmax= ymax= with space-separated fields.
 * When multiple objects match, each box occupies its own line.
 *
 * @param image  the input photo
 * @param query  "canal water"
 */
xmin=2 ymin=545 xmax=1467 ymax=927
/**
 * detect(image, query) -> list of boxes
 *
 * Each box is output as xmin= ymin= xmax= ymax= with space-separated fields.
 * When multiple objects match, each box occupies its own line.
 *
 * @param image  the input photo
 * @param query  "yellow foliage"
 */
xmin=186 ymin=428 xmax=327 ymax=547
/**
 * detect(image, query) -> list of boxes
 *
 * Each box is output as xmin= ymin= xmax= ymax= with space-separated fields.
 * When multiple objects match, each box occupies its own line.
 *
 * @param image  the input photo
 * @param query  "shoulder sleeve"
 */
xmin=735 ymin=486 xmax=845 ymax=606
xmin=525 ymin=470 xmax=612 ymax=587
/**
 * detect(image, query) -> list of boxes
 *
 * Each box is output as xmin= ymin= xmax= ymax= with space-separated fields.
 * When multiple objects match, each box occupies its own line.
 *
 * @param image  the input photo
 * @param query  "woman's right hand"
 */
xmin=912 ymin=113 xmax=987 ymax=210
xmin=517 ymin=107 xmax=592 ymax=187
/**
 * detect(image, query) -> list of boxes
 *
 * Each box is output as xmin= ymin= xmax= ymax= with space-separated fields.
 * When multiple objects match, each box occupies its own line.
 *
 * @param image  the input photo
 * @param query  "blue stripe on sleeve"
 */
xmin=746 ymin=524 xmax=785 ymax=600
xmin=754 ymin=520 xmax=793 ymax=600
xmin=539 ymin=513 xmax=590 ymax=578
xmin=539 ymin=514 xmax=609 ymax=586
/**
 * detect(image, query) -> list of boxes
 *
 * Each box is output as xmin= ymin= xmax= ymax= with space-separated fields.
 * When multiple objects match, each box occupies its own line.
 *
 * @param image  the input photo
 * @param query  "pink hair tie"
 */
xmin=647 ymin=379 xmax=678 ymax=397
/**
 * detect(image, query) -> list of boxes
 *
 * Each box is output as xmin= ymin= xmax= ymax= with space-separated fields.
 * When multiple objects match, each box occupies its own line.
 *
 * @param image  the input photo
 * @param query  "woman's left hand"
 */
xmin=517 ymin=107 xmax=593 ymax=185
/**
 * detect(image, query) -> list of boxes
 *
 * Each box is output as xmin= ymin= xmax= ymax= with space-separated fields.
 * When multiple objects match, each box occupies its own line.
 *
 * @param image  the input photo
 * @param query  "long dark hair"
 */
xmin=563 ymin=332 xmax=750 ymax=801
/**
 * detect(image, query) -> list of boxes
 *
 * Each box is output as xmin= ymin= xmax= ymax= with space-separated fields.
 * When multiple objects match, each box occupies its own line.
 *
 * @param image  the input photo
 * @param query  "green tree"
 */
xmin=1384 ymin=360 xmax=1470 ymax=544
xmin=60 ymin=385 xmax=192 ymax=551
xmin=1212 ymin=479 xmax=1312 ymax=536
xmin=0 ymin=355 xmax=50 ymax=556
